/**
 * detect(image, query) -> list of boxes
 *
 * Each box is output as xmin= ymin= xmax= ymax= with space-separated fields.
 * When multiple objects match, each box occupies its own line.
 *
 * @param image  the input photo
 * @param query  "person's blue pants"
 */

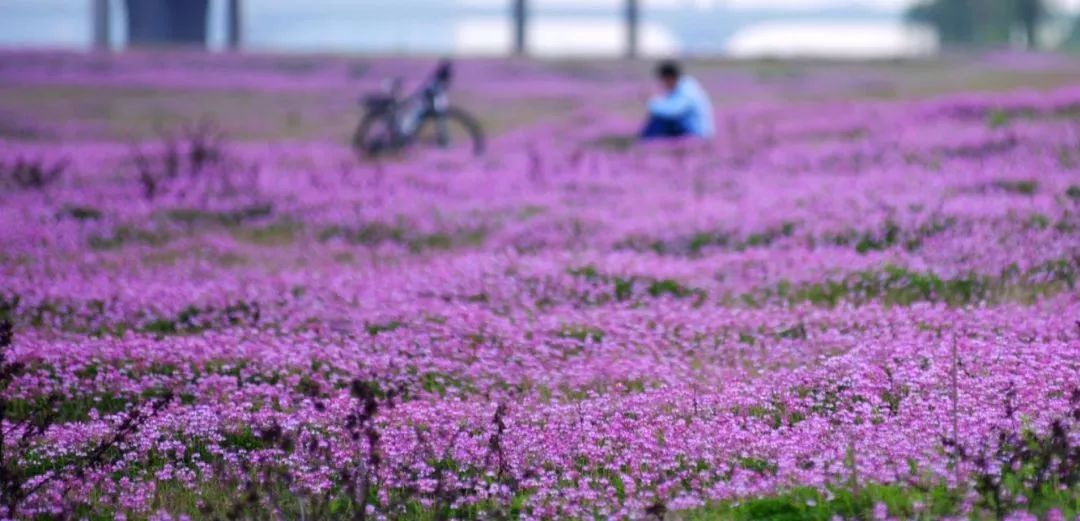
xmin=640 ymin=115 xmax=688 ymax=139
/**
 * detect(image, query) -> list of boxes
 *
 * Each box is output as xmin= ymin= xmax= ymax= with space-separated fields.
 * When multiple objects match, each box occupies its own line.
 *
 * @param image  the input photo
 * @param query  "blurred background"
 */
xmin=3 ymin=0 xmax=1080 ymax=59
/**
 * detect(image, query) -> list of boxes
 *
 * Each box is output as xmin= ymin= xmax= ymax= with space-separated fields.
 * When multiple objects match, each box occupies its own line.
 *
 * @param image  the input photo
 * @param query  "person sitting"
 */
xmin=640 ymin=60 xmax=715 ymax=140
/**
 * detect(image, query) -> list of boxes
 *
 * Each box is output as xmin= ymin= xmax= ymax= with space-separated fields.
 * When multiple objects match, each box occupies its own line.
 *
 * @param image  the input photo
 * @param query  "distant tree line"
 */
xmin=906 ymin=0 xmax=1045 ymax=49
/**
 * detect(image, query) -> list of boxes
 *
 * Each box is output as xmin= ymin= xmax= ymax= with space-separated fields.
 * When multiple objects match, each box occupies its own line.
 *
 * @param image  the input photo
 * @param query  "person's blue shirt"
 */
xmin=646 ymin=76 xmax=715 ymax=138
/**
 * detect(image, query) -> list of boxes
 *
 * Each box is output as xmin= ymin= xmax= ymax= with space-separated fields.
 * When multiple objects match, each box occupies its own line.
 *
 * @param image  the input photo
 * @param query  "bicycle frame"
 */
xmin=354 ymin=60 xmax=481 ymax=156
xmin=364 ymin=80 xmax=447 ymax=141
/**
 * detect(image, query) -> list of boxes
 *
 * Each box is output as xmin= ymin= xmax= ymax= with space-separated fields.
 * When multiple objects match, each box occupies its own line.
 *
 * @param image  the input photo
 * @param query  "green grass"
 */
xmin=48 ymin=476 xmax=1080 ymax=520
xmin=994 ymin=179 xmax=1039 ymax=195
xmin=682 ymin=484 xmax=966 ymax=521
xmin=743 ymin=259 xmax=1077 ymax=308
xmin=88 ymin=225 xmax=173 ymax=250
xmin=230 ymin=220 xmax=300 ymax=246
xmin=317 ymin=221 xmax=489 ymax=253
xmin=8 ymin=296 xmax=263 ymax=337
xmin=625 ymin=217 xmax=966 ymax=257
xmin=567 ymin=265 xmax=708 ymax=306
xmin=566 ymin=257 xmax=1077 ymax=310
xmin=160 ymin=204 xmax=273 ymax=226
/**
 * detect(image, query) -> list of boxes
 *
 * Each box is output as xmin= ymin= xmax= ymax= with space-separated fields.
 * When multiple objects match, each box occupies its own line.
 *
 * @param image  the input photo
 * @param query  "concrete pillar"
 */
xmin=625 ymin=0 xmax=639 ymax=58
xmin=226 ymin=0 xmax=242 ymax=50
xmin=92 ymin=0 xmax=110 ymax=50
xmin=512 ymin=0 xmax=527 ymax=56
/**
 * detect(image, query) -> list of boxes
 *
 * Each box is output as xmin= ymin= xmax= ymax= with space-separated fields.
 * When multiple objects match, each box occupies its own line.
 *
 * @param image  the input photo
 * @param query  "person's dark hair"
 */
xmin=656 ymin=60 xmax=681 ymax=80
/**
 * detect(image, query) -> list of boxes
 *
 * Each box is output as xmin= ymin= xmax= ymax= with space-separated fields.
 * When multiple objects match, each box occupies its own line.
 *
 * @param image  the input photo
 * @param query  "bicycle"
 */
xmin=352 ymin=60 xmax=485 ymax=159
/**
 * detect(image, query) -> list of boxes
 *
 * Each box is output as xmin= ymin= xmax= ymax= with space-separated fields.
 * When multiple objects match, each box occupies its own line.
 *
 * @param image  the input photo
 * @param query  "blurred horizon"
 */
xmin=2 ymin=0 xmax=1080 ymax=58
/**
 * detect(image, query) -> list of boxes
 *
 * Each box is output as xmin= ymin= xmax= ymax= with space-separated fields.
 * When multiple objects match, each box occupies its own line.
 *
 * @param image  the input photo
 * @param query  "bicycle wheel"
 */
xmin=352 ymin=111 xmax=400 ymax=159
xmin=411 ymin=107 xmax=485 ymax=156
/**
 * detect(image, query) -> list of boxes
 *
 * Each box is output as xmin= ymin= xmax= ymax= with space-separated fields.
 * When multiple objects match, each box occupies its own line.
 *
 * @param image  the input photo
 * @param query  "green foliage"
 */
xmin=59 ymin=205 xmax=103 ymax=221
xmin=638 ymin=218 xmax=960 ymax=257
xmin=638 ymin=221 xmax=797 ymax=256
xmin=567 ymin=264 xmax=600 ymax=280
xmin=365 ymin=320 xmax=403 ymax=335
xmin=567 ymin=266 xmax=708 ymax=306
xmin=221 ymin=427 xmax=276 ymax=452
xmin=138 ymin=301 xmax=260 ymax=337
xmin=231 ymin=220 xmax=298 ymax=246
xmin=648 ymin=278 xmax=705 ymax=301
xmin=419 ymin=371 xmax=474 ymax=397
xmin=161 ymin=203 xmax=273 ymax=226
xmin=89 ymin=226 xmax=172 ymax=250
xmin=987 ymin=110 xmax=1011 ymax=128
xmin=318 ymin=222 xmax=487 ymax=252
xmin=684 ymin=483 xmax=965 ymax=521
xmin=737 ymin=457 xmax=778 ymax=475
xmin=747 ymin=259 xmax=1077 ymax=307
xmin=963 ymin=413 xmax=1080 ymax=520
xmin=5 ymin=392 xmax=131 ymax=423
xmin=826 ymin=216 xmax=956 ymax=254
xmin=854 ymin=221 xmax=901 ymax=254
xmin=995 ymin=179 xmax=1038 ymax=195
xmin=614 ymin=276 xmax=635 ymax=301
xmin=558 ymin=324 xmax=605 ymax=343
xmin=567 ymin=256 xmax=1078 ymax=310
xmin=907 ymin=0 xmax=1045 ymax=49
xmin=319 ymin=222 xmax=403 ymax=244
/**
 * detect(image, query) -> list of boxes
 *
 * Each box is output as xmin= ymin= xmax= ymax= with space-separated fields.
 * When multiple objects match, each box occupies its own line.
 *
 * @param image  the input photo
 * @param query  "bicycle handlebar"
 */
xmin=433 ymin=60 xmax=452 ymax=84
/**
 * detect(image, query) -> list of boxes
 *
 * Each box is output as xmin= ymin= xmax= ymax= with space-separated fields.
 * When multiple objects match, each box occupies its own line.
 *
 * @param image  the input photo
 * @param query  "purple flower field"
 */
xmin=1 ymin=52 xmax=1079 ymax=520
